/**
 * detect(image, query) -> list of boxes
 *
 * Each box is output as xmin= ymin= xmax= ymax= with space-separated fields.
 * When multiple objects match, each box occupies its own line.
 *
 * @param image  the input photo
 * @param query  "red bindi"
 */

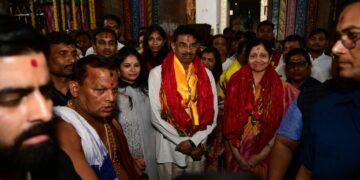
xmin=31 ymin=59 xmax=38 ymax=67
xmin=105 ymin=32 xmax=109 ymax=39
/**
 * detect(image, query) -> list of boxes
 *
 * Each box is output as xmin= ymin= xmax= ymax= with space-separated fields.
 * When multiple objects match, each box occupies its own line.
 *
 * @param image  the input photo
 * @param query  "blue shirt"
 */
xmin=301 ymin=89 xmax=360 ymax=179
xmin=277 ymin=98 xmax=303 ymax=141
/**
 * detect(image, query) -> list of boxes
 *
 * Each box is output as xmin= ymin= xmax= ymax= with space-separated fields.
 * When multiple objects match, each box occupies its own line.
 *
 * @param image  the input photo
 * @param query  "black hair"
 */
xmin=237 ymin=40 xmax=249 ymax=55
xmin=46 ymin=32 xmax=76 ymax=46
xmin=223 ymin=27 xmax=234 ymax=34
xmin=257 ymin=20 xmax=274 ymax=31
xmin=234 ymin=31 xmax=245 ymax=40
xmin=284 ymin=48 xmax=312 ymax=66
xmin=236 ymin=40 xmax=249 ymax=65
xmin=0 ymin=15 xmax=49 ymax=57
xmin=244 ymin=38 xmax=272 ymax=64
xmin=92 ymin=27 xmax=117 ymax=43
xmin=96 ymin=14 xmax=121 ymax=28
xmin=208 ymin=34 xmax=227 ymax=47
xmin=74 ymin=30 xmax=91 ymax=40
xmin=173 ymin=25 xmax=199 ymax=43
xmin=114 ymin=46 xmax=148 ymax=95
xmin=283 ymin=34 xmax=306 ymax=49
xmin=142 ymin=24 xmax=169 ymax=68
xmin=71 ymin=54 xmax=117 ymax=84
xmin=244 ymin=31 xmax=256 ymax=41
xmin=308 ymin=28 xmax=329 ymax=39
xmin=200 ymin=47 xmax=223 ymax=83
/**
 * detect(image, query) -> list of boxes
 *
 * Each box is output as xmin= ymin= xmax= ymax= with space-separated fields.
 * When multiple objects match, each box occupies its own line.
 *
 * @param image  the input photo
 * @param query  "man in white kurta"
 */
xmin=148 ymin=26 xmax=218 ymax=180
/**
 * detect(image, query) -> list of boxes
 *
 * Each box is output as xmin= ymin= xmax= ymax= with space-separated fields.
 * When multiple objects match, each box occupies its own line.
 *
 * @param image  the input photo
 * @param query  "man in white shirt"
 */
xmin=148 ymin=25 xmax=218 ymax=180
xmin=306 ymin=28 xmax=332 ymax=82
xmin=85 ymin=14 xmax=124 ymax=56
xmin=89 ymin=28 xmax=119 ymax=59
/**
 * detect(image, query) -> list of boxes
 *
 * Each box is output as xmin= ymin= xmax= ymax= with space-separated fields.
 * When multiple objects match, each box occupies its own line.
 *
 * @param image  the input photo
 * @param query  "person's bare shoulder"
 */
xmin=54 ymin=118 xmax=98 ymax=180
xmin=55 ymin=118 xmax=82 ymax=149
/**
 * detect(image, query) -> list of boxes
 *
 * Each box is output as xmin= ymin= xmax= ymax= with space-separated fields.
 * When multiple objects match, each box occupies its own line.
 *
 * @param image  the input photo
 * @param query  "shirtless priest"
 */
xmin=54 ymin=55 xmax=140 ymax=180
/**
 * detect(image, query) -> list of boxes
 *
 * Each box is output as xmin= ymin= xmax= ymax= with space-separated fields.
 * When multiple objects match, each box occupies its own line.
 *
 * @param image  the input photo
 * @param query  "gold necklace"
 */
xmin=104 ymin=123 xmax=114 ymax=159
xmin=103 ymin=122 xmax=122 ymax=176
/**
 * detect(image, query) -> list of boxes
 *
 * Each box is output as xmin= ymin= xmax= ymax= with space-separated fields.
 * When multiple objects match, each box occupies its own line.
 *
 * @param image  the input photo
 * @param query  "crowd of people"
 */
xmin=0 ymin=1 xmax=360 ymax=180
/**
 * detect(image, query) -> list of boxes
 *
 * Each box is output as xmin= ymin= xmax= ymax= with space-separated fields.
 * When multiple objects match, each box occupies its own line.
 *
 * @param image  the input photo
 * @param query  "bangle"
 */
xmin=188 ymin=140 xmax=196 ymax=147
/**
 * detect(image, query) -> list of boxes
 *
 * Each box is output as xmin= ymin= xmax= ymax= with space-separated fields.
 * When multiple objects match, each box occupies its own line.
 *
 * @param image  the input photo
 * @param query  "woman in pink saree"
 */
xmin=223 ymin=39 xmax=299 ymax=179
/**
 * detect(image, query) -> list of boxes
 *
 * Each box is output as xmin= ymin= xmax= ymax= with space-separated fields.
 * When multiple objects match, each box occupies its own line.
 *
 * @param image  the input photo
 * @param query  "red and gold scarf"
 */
xmin=223 ymin=64 xmax=284 ymax=153
xmin=160 ymin=52 xmax=214 ymax=137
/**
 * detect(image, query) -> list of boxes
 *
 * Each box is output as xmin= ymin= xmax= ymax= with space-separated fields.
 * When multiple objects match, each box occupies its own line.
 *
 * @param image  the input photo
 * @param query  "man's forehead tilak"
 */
xmin=179 ymin=35 xmax=196 ymax=44
xmin=110 ymin=71 xmax=115 ymax=88
xmin=31 ymin=59 xmax=38 ymax=68
xmin=109 ymin=70 xmax=119 ymax=89
xmin=105 ymin=32 xmax=109 ymax=39
xmin=97 ymin=32 xmax=115 ymax=40
xmin=186 ymin=35 xmax=191 ymax=42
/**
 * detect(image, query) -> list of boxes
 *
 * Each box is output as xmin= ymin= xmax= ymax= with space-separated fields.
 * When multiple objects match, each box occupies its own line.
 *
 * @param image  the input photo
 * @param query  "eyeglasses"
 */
xmin=286 ymin=61 xmax=308 ymax=69
xmin=337 ymin=30 xmax=360 ymax=50
xmin=175 ymin=42 xmax=199 ymax=50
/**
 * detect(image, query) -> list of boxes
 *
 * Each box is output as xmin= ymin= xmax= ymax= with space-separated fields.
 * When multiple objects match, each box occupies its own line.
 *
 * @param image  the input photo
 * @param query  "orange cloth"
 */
xmin=174 ymin=56 xmax=199 ymax=125
xmin=160 ymin=52 xmax=214 ymax=136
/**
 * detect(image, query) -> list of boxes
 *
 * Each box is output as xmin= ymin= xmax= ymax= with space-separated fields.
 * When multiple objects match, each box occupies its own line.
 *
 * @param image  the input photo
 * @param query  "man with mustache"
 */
xmin=306 ymin=28 xmax=332 ymax=82
xmin=148 ymin=25 xmax=218 ymax=180
xmin=0 ymin=15 xmax=79 ymax=179
xmin=47 ymin=32 xmax=79 ymax=106
xmin=54 ymin=55 xmax=140 ymax=179
xmin=92 ymin=28 xmax=118 ymax=59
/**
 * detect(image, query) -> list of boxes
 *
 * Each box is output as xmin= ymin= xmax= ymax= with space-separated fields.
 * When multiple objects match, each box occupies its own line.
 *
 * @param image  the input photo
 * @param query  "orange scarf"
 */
xmin=160 ymin=52 xmax=214 ymax=137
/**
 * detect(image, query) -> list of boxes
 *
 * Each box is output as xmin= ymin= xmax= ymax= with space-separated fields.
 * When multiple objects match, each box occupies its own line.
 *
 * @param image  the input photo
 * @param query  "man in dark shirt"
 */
xmin=46 ymin=32 xmax=78 ymax=106
xmin=269 ymin=2 xmax=360 ymax=179
xmin=296 ymin=2 xmax=360 ymax=178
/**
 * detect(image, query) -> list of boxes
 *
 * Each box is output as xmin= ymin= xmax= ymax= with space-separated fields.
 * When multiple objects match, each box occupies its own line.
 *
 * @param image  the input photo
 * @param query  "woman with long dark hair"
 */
xmin=142 ymin=24 xmax=169 ymax=70
xmin=114 ymin=47 xmax=157 ymax=179
xmin=200 ymin=47 xmax=223 ymax=83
